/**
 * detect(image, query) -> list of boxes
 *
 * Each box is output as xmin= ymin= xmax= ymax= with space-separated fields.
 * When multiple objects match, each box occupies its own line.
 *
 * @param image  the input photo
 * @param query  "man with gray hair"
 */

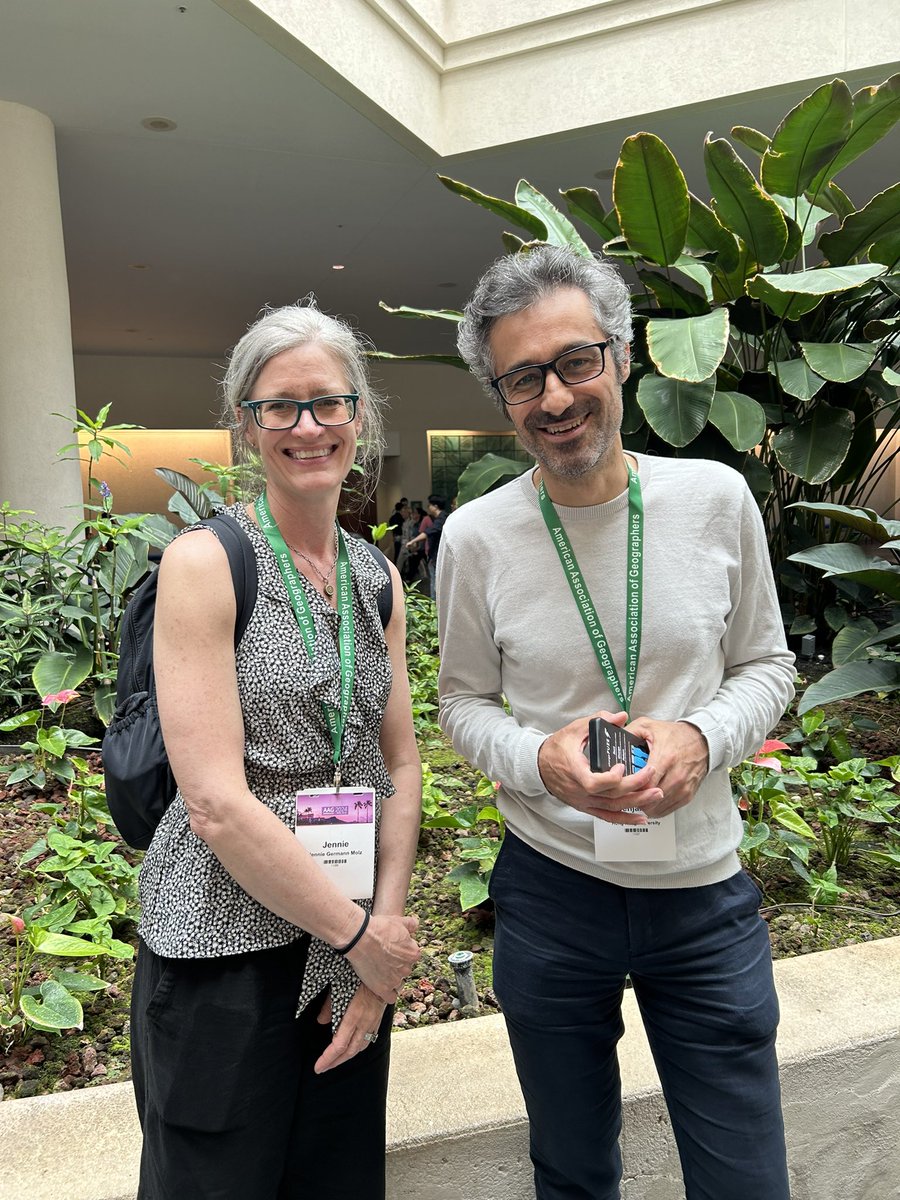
xmin=436 ymin=246 xmax=794 ymax=1199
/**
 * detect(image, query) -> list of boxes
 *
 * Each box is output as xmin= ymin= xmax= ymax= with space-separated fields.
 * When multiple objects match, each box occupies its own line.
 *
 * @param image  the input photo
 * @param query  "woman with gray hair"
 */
xmin=130 ymin=300 xmax=422 ymax=1198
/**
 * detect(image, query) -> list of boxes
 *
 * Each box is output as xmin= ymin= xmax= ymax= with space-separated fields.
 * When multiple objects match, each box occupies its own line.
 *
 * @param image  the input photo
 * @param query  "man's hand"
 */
xmin=624 ymin=718 xmax=709 ymax=817
xmin=537 ymin=709 xmax=662 ymax=824
xmin=344 ymin=913 xmax=419 ymax=1004
xmin=314 ymin=986 xmax=386 ymax=1074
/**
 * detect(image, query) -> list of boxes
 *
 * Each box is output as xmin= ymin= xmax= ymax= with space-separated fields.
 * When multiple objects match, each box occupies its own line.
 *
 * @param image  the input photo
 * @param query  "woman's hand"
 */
xmin=345 ymin=913 xmax=420 ymax=1003
xmin=314 ymin=986 xmax=387 ymax=1074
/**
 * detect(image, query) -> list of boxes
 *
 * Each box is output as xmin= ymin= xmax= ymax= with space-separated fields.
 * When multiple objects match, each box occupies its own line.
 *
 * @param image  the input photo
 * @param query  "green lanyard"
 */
xmin=538 ymin=466 xmax=644 ymax=717
xmin=255 ymin=493 xmax=355 ymax=787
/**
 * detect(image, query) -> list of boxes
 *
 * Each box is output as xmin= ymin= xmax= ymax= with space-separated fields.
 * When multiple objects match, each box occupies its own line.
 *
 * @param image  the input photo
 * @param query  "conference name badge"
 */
xmin=295 ymin=787 xmax=375 ymax=899
xmin=593 ymin=810 xmax=676 ymax=863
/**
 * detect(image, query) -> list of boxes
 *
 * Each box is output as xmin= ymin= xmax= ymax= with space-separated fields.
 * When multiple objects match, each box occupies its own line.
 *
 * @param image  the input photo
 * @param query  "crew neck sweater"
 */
xmin=436 ymin=454 xmax=795 ymax=889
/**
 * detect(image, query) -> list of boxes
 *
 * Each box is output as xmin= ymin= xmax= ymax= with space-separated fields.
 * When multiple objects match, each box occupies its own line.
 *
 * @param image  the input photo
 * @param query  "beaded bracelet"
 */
xmin=335 ymin=908 xmax=370 ymax=956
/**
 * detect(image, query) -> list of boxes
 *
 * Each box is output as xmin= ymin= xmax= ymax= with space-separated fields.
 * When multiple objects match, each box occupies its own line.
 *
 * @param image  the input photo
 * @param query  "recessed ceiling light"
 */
xmin=332 ymin=264 xmax=345 ymax=270
xmin=129 ymin=263 xmax=150 ymax=270
xmin=141 ymin=117 xmax=177 ymax=132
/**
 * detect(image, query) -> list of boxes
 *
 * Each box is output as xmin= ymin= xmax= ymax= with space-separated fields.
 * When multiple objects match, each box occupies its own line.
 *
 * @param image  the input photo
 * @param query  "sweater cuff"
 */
xmin=681 ymin=710 xmax=729 ymax=774
xmin=515 ymin=729 xmax=550 ymax=797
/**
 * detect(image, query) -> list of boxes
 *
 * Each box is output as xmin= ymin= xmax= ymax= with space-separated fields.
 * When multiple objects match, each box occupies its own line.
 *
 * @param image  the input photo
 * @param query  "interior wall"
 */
xmin=73 ymin=353 xmax=508 ymax=523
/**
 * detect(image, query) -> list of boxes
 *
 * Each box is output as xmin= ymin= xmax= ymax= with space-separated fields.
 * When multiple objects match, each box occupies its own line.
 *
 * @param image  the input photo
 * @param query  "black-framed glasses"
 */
xmin=240 ymin=394 xmax=359 ymax=429
xmin=491 ymin=341 xmax=615 ymax=405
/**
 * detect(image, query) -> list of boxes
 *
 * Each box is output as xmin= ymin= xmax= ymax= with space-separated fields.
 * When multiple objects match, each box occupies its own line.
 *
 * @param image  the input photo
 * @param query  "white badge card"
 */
xmin=594 ymin=811 xmax=676 ymax=862
xmin=295 ymin=788 xmax=375 ymax=899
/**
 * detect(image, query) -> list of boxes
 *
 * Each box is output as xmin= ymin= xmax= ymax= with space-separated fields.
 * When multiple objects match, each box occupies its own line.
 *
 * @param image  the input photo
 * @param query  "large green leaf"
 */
xmin=438 ymin=175 xmax=547 ymax=240
xmin=787 ymin=504 xmax=900 ymax=542
xmin=704 ymin=136 xmax=787 ymax=266
xmin=515 ymin=180 xmax=592 ymax=255
xmin=685 ymin=194 xmax=740 ymax=272
xmin=742 ymin=453 xmax=773 ymax=498
xmin=745 ymin=276 xmax=823 ymax=319
xmin=819 ymin=183 xmax=900 ymax=264
xmin=832 ymin=617 xmax=879 ymax=665
xmin=32 ymin=646 xmax=93 ymax=700
xmin=769 ymin=359 xmax=826 ymax=401
xmin=377 ymin=303 xmax=462 ymax=323
xmin=787 ymin=541 xmax=877 ymax=575
xmin=746 ymin=262 xmax=885 ymax=299
xmin=708 ymin=391 xmax=766 ymax=450
xmin=31 ymin=929 xmax=111 ymax=957
xmin=761 ymin=80 xmax=852 ymax=197
xmin=798 ymin=660 xmax=900 ymax=715
xmin=559 ymin=187 xmax=620 ymax=240
xmin=155 ymin=468 xmax=214 ymax=522
xmin=731 ymin=126 xmax=771 ymax=156
xmin=638 ymin=271 xmax=709 ymax=315
xmin=645 ymin=310 xmax=729 ymax=382
xmin=772 ymin=403 xmax=853 ymax=483
xmin=868 ymin=230 xmax=900 ymax=271
xmin=671 ymin=253 xmax=714 ymax=300
xmin=809 ymin=73 xmax=900 ymax=189
xmin=771 ymin=194 xmax=832 ymax=247
xmin=20 ymin=979 xmax=84 ymax=1032
xmin=613 ymin=133 xmax=689 ymax=266
xmin=799 ymin=342 xmax=878 ymax=382
xmin=456 ymin=454 xmax=531 ymax=506
xmin=367 ymin=351 xmax=468 ymax=369
xmin=636 ymin=374 xmax=715 ymax=446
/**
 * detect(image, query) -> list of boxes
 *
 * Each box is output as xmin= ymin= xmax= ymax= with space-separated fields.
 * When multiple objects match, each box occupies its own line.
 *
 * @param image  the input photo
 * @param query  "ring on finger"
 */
xmin=362 ymin=1031 xmax=378 ymax=1044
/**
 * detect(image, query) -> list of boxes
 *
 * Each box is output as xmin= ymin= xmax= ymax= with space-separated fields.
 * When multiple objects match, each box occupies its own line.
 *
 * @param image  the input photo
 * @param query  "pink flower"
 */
xmin=41 ymin=689 xmax=80 ymax=707
xmin=3 ymin=914 xmax=25 ymax=935
xmin=751 ymin=739 xmax=790 ymax=771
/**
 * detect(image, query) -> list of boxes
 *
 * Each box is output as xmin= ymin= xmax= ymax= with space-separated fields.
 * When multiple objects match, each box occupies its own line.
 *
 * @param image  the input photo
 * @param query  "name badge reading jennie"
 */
xmin=295 ymin=788 xmax=375 ymax=899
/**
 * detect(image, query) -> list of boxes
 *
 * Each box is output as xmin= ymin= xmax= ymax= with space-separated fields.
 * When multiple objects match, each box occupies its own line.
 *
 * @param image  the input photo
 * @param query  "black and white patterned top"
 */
xmin=138 ymin=503 xmax=394 ymax=1029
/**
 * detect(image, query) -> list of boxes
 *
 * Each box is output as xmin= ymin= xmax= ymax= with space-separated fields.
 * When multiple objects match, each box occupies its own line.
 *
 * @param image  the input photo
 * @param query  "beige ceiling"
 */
xmin=1 ymin=0 xmax=898 ymax=362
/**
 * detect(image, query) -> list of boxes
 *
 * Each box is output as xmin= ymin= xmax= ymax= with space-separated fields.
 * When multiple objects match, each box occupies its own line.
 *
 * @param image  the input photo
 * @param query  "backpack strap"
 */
xmin=200 ymin=514 xmax=258 ymax=645
xmin=365 ymin=543 xmax=393 ymax=630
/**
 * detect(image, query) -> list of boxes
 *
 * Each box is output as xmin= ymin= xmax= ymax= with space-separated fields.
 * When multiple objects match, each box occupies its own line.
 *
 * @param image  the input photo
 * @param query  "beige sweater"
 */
xmin=436 ymin=454 xmax=795 ymax=889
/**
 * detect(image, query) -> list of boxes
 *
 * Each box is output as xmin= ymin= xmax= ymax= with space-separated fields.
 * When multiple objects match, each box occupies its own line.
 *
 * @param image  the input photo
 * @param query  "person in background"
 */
xmin=131 ymin=300 xmax=422 ymax=1200
xmin=437 ymin=247 xmax=794 ymax=1200
xmin=391 ymin=498 xmax=408 ymax=564
xmin=406 ymin=495 xmax=447 ymax=599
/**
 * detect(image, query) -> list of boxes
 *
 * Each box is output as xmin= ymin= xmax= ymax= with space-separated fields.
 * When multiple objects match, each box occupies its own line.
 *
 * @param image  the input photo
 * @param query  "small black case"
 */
xmin=585 ymin=717 xmax=650 ymax=775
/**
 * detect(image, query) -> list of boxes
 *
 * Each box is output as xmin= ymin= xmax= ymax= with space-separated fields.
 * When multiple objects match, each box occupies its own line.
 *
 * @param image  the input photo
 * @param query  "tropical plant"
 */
xmin=0 ymin=670 xmax=98 ymax=788
xmin=375 ymin=73 xmax=900 ymax=624
xmin=788 ymin=500 xmax=900 ymax=710
xmin=422 ymin=773 xmax=504 ymax=909
xmin=403 ymin=585 xmax=442 ymax=740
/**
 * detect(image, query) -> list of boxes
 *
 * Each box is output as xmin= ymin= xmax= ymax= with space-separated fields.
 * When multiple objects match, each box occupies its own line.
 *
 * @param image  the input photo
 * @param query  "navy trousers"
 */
xmin=490 ymin=832 xmax=790 ymax=1200
xmin=131 ymin=937 xmax=392 ymax=1200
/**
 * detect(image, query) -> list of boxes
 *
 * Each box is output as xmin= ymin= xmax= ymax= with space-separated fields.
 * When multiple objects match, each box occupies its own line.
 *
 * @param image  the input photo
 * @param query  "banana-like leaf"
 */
xmin=32 ymin=646 xmax=93 ymax=700
xmin=731 ymin=125 xmax=771 ymax=156
xmin=746 ymin=263 xmax=885 ymax=318
xmin=515 ymin=180 xmax=592 ymax=256
xmin=438 ymin=175 xmax=547 ymax=240
xmin=771 ymin=193 xmax=831 ymax=247
xmin=809 ymin=73 xmax=900 ymax=189
xmin=788 ymin=502 xmax=900 ymax=540
xmin=456 ymin=454 xmax=531 ymax=506
xmin=868 ymin=230 xmax=900 ymax=271
xmin=799 ymin=342 xmax=878 ymax=383
xmin=366 ymin=351 xmax=468 ymax=369
xmin=671 ymin=253 xmax=714 ymax=300
xmin=742 ymin=453 xmax=774 ymax=498
xmin=559 ymin=187 xmax=620 ymax=240
xmin=613 ymin=133 xmax=689 ymax=266
xmin=787 ymin=542 xmax=875 ymax=575
xmin=704 ymin=135 xmax=788 ymax=266
xmin=155 ymin=468 xmax=215 ymax=521
xmin=886 ymin=366 xmax=900 ymax=387
xmin=769 ymin=359 xmax=826 ymax=401
xmin=772 ymin=403 xmax=853 ymax=483
xmin=378 ymin=302 xmax=462 ymax=323
xmin=761 ymin=80 xmax=852 ymax=197
xmin=813 ymin=179 xmax=856 ymax=221
xmin=685 ymin=194 xmax=740 ymax=272
xmin=798 ymin=660 xmax=900 ymax=715
xmin=819 ymin=183 xmax=900 ymax=264
xmin=832 ymin=617 xmax=879 ymax=665
xmin=636 ymin=374 xmax=715 ymax=447
xmin=708 ymin=391 xmax=767 ymax=450
xmin=638 ymin=272 xmax=709 ymax=315
xmin=646 ymin=310 xmax=729 ymax=382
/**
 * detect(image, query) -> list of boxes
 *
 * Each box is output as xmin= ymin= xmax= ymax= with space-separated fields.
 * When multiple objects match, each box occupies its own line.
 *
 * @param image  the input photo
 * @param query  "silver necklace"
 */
xmin=285 ymin=526 xmax=339 ymax=597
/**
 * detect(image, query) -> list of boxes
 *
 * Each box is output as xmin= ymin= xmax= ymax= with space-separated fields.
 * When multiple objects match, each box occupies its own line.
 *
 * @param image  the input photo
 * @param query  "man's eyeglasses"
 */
xmin=240 ymin=394 xmax=359 ymax=430
xmin=491 ymin=341 xmax=616 ymax=405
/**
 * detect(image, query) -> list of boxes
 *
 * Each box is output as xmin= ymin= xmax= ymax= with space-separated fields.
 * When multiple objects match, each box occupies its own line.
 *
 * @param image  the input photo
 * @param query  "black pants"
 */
xmin=131 ymin=937 xmax=392 ymax=1199
xmin=490 ymin=833 xmax=790 ymax=1200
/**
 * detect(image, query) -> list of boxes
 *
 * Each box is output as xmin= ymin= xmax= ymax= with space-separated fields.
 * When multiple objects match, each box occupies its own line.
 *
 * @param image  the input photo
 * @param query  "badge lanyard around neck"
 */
xmin=537 ymin=466 xmax=644 ymax=718
xmin=255 ymin=493 xmax=355 ymax=788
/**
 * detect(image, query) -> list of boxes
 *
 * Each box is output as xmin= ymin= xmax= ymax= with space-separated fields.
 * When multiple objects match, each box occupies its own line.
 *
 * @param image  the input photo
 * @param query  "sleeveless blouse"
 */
xmin=137 ymin=503 xmax=394 ymax=1029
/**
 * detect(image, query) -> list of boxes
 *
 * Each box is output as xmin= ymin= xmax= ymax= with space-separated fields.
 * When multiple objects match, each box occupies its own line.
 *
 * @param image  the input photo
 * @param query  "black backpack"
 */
xmin=103 ymin=515 xmax=393 ymax=850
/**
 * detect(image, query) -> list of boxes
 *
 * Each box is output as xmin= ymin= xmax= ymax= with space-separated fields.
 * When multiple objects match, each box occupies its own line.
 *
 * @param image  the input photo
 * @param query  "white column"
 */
xmin=0 ymin=102 xmax=83 ymax=530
